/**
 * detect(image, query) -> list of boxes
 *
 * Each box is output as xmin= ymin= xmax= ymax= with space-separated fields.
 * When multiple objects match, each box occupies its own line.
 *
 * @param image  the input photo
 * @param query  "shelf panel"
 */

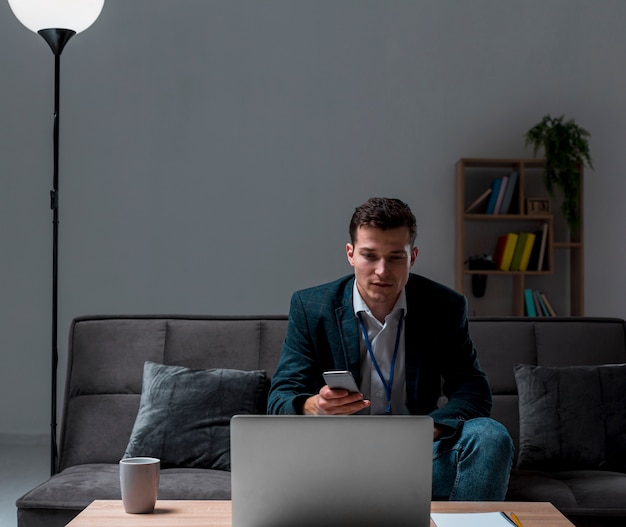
xmin=554 ymin=242 xmax=582 ymax=249
xmin=458 ymin=157 xmax=545 ymax=169
xmin=463 ymin=270 xmax=554 ymax=276
xmin=464 ymin=213 xmax=552 ymax=221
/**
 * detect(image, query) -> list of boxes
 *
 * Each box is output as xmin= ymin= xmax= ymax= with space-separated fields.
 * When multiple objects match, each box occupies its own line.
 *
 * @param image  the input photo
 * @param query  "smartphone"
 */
xmin=323 ymin=370 xmax=360 ymax=393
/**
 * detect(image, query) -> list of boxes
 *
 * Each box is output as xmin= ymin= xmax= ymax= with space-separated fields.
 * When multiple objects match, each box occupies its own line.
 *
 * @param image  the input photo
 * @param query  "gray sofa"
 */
xmin=16 ymin=315 xmax=626 ymax=527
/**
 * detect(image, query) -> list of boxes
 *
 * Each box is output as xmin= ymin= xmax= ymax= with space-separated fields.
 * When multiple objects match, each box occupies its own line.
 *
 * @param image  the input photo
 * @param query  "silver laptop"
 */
xmin=230 ymin=414 xmax=433 ymax=527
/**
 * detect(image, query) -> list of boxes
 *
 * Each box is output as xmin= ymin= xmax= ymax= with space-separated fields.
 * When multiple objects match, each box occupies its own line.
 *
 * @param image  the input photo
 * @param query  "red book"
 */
xmin=493 ymin=235 xmax=508 ymax=268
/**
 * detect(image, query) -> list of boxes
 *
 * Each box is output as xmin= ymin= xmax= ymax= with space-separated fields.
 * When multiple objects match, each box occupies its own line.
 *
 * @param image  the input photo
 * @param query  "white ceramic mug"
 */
xmin=119 ymin=457 xmax=160 ymax=513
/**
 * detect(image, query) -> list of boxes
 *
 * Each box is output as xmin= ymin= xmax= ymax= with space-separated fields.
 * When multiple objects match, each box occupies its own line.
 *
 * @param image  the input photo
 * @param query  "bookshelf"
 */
xmin=455 ymin=158 xmax=584 ymax=316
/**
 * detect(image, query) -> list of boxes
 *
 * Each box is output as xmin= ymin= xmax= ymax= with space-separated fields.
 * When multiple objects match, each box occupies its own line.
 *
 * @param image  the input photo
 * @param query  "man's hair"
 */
xmin=349 ymin=197 xmax=417 ymax=246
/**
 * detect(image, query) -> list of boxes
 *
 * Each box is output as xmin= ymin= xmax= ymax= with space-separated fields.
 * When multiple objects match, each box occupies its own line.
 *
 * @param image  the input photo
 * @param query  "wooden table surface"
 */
xmin=66 ymin=500 xmax=575 ymax=527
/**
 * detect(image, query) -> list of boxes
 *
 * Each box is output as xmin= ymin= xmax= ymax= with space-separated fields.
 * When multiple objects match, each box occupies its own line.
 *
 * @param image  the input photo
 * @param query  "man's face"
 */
xmin=346 ymin=226 xmax=418 ymax=317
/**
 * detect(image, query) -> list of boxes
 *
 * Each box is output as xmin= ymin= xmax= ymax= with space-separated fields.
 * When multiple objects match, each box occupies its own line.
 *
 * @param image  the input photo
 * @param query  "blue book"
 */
xmin=499 ymin=170 xmax=518 ymax=214
xmin=485 ymin=178 xmax=502 ymax=214
xmin=524 ymin=289 xmax=537 ymax=316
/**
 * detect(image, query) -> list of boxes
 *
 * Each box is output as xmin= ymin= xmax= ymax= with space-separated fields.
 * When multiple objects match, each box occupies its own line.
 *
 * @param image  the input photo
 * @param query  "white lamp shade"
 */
xmin=8 ymin=0 xmax=105 ymax=34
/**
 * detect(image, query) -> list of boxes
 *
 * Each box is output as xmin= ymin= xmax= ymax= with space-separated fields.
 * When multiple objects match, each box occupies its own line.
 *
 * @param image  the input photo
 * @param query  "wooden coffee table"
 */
xmin=66 ymin=500 xmax=575 ymax=526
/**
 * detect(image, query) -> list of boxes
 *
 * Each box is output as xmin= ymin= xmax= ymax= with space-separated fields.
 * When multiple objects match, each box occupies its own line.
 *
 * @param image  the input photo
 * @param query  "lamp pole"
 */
xmin=38 ymin=28 xmax=75 ymax=476
xmin=7 ymin=0 xmax=105 ymax=476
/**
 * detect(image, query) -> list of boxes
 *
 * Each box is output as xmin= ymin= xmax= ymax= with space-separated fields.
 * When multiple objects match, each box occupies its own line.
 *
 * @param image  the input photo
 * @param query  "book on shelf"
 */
xmin=524 ymin=289 xmax=537 ymax=316
xmin=518 ymin=232 xmax=536 ymax=271
xmin=509 ymin=232 xmax=529 ymax=271
xmin=492 ymin=234 xmax=508 ymax=269
xmin=493 ymin=230 xmax=536 ymax=272
xmin=465 ymin=187 xmax=492 ymax=213
xmin=536 ymin=291 xmax=550 ymax=316
xmin=498 ymin=233 xmax=519 ymax=271
xmin=498 ymin=170 xmax=518 ymax=214
xmin=540 ymin=291 xmax=557 ymax=316
xmin=537 ymin=223 xmax=548 ymax=271
xmin=492 ymin=174 xmax=509 ymax=214
xmin=527 ymin=228 xmax=542 ymax=271
xmin=485 ymin=178 xmax=502 ymax=214
xmin=527 ymin=223 xmax=548 ymax=271
xmin=532 ymin=290 xmax=545 ymax=316
xmin=524 ymin=289 xmax=557 ymax=316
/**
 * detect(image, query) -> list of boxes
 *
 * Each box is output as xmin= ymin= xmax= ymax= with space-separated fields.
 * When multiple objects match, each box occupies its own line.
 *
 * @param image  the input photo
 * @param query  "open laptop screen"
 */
xmin=231 ymin=414 xmax=433 ymax=527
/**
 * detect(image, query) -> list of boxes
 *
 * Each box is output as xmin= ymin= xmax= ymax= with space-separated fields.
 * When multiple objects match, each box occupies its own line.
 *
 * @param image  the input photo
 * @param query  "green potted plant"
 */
xmin=524 ymin=115 xmax=592 ymax=229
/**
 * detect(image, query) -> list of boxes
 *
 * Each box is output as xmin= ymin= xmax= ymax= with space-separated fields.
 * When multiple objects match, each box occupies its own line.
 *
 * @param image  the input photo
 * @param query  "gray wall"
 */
xmin=1 ymin=0 xmax=625 ymax=440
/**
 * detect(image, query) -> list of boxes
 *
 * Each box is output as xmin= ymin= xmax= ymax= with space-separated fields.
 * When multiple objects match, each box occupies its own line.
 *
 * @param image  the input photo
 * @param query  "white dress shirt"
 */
xmin=353 ymin=282 xmax=410 ymax=415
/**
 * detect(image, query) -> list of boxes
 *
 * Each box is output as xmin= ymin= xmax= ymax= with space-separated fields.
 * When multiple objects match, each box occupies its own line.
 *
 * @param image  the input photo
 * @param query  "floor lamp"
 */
xmin=8 ymin=0 xmax=105 ymax=476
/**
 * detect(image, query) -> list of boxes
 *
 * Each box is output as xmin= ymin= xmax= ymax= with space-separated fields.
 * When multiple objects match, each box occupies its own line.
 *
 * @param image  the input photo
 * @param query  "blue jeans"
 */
xmin=432 ymin=417 xmax=513 ymax=500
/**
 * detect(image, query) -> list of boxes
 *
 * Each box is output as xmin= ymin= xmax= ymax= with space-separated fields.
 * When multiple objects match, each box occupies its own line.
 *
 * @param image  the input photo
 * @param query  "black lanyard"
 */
xmin=357 ymin=312 xmax=403 ymax=414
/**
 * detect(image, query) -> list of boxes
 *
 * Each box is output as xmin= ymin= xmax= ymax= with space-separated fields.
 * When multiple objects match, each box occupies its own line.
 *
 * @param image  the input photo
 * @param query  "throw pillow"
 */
xmin=124 ymin=361 xmax=267 ymax=470
xmin=514 ymin=363 xmax=626 ymax=471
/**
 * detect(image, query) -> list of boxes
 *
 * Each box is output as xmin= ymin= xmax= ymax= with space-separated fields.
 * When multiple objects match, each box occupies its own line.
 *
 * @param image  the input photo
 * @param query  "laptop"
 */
xmin=230 ymin=414 xmax=433 ymax=527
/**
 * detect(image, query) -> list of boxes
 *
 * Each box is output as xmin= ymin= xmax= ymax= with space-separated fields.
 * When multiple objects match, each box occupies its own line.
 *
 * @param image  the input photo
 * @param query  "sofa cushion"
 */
xmin=514 ymin=363 xmax=626 ymax=471
xmin=124 ymin=361 xmax=266 ymax=470
xmin=505 ymin=469 xmax=579 ymax=508
xmin=506 ymin=468 xmax=626 ymax=513
xmin=16 ymin=463 xmax=232 ymax=511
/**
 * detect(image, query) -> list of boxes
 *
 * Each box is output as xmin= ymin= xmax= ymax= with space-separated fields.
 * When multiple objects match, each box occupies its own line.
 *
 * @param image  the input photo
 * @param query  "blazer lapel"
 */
xmin=335 ymin=279 xmax=361 ymax=380
xmin=403 ymin=309 xmax=421 ymax=399
xmin=404 ymin=277 xmax=426 ymax=402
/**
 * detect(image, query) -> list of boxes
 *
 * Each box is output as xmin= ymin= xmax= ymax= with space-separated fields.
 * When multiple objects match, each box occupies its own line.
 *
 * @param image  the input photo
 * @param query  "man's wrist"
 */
xmin=302 ymin=395 xmax=320 ymax=415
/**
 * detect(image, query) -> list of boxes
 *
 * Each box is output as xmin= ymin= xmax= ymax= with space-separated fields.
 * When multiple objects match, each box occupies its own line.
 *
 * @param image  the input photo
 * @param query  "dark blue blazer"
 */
xmin=267 ymin=273 xmax=492 ymax=432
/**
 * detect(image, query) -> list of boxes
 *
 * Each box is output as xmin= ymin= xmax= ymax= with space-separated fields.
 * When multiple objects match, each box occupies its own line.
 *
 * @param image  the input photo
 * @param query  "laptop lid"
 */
xmin=231 ymin=414 xmax=433 ymax=527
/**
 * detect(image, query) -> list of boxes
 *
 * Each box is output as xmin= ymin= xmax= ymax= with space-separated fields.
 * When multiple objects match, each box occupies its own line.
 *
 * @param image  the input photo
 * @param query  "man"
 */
xmin=267 ymin=197 xmax=513 ymax=500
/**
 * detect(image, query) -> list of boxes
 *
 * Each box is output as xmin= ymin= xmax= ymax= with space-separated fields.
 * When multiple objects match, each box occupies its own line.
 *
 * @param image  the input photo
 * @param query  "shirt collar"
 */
xmin=352 ymin=280 xmax=407 ymax=320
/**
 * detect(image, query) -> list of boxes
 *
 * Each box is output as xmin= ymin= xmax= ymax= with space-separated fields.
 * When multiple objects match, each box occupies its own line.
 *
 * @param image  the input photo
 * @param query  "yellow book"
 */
xmin=499 ymin=233 xmax=519 ymax=271
xmin=518 ymin=232 xmax=537 ymax=271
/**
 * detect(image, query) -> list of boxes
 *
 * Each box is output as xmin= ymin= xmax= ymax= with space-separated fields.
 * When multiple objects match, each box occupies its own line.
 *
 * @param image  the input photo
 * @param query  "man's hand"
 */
xmin=303 ymin=385 xmax=371 ymax=415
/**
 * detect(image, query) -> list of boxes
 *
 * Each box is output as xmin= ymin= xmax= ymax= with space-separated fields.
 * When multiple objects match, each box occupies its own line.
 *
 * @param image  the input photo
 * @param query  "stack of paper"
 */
xmin=431 ymin=511 xmax=518 ymax=527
